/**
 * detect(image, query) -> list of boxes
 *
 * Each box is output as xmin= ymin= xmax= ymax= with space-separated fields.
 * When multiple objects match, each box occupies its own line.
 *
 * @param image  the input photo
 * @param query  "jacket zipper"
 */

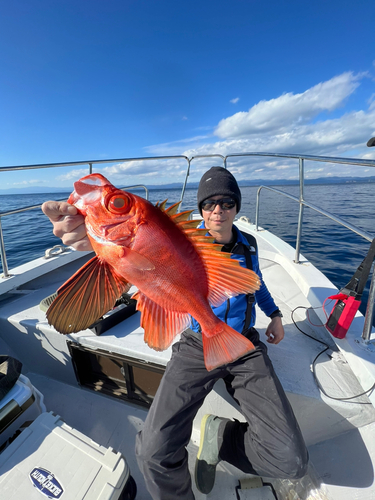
xmin=223 ymin=242 xmax=239 ymax=324
xmin=224 ymin=299 xmax=230 ymax=324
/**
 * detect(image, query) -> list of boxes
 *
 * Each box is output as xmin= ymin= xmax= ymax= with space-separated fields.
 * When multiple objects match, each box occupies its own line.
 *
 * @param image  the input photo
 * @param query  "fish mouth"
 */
xmin=87 ymin=221 xmax=131 ymax=245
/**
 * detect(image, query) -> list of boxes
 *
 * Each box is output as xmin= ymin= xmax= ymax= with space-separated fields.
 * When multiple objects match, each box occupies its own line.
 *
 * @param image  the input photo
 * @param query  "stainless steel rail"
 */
xmin=244 ymin=155 xmax=375 ymax=342
xmin=1 ymin=151 xmax=375 ymax=340
xmin=254 ymin=186 xmax=374 ymax=248
xmin=224 ymin=151 xmax=375 ymax=168
xmin=0 ymin=200 xmax=69 ymax=279
xmin=192 ymin=152 xmax=375 ymax=340
xmin=254 ymin=183 xmax=375 ymax=341
xmin=0 ymin=155 xmax=190 ymax=172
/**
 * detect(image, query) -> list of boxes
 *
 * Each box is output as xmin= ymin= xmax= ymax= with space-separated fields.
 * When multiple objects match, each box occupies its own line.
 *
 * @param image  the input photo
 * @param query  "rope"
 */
xmin=44 ymin=245 xmax=66 ymax=259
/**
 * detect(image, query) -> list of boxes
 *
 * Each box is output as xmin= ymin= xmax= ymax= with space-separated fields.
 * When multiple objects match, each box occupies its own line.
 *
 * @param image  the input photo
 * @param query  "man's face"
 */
xmin=201 ymin=194 xmax=237 ymax=237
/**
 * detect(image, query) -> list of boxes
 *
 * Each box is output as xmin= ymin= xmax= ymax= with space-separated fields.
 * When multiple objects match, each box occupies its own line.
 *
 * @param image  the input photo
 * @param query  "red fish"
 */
xmin=47 ymin=174 xmax=260 ymax=371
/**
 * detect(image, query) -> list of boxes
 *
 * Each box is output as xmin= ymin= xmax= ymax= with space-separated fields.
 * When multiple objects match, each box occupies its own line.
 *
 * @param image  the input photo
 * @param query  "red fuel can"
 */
xmin=326 ymin=294 xmax=361 ymax=339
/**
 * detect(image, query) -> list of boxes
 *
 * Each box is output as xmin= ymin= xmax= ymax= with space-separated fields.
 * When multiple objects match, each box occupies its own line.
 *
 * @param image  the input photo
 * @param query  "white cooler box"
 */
xmin=0 ymin=412 xmax=137 ymax=500
xmin=0 ymin=374 xmax=46 ymax=450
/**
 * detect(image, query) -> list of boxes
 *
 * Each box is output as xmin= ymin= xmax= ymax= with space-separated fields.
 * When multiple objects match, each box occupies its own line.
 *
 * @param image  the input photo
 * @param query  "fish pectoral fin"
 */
xmin=135 ymin=292 xmax=191 ymax=351
xmin=46 ymin=256 xmax=131 ymax=334
xmin=202 ymin=322 xmax=255 ymax=371
xmin=120 ymin=247 xmax=155 ymax=271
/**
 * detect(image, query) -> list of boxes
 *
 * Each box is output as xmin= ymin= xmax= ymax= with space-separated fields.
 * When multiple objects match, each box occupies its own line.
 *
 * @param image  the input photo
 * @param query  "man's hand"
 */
xmin=265 ymin=316 xmax=284 ymax=344
xmin=41 ymin=201 xmax=93 ymax=252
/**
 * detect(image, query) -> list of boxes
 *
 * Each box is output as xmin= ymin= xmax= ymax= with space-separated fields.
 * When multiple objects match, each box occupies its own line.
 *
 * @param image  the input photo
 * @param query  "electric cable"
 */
xmin=291 ymin=306 xmax=375 ymax=402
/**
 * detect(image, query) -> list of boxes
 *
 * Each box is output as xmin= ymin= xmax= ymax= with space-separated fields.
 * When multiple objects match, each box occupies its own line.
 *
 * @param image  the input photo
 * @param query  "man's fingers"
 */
xmin=52 ymin=214 xmax=87 ymax=239
xmin=68 ymin=238 xmax=93 ymax=252
xmin=266 ymin=334 xmax=282 ymax=345
xmin=59 ymin=224 xmax=89 ymax=246
xmin=41 ymin=201 xmax=77 ymax=221
xmin=265 ymin=318 xmax=285 ymax=344
xmin=41 ymin=199 xmax=93 ymax=252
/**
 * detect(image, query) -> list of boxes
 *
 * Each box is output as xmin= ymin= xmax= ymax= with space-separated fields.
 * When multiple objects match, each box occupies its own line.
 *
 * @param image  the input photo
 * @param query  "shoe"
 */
xmin=195 ymin=414 xmax=223 ymax=494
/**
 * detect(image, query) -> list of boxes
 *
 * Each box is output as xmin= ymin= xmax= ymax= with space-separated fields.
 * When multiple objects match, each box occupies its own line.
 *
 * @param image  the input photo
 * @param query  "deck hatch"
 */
xmin=68 ymin=343 xmax=165 ymax=407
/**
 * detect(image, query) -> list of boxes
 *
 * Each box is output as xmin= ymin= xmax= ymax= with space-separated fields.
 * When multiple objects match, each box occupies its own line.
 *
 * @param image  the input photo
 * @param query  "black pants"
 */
xmin=135 ymin=328 xmax=308 ymax=500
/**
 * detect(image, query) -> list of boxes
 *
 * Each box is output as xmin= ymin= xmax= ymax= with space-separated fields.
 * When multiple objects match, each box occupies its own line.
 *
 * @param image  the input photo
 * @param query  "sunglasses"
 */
xmin=201 ymin=198 xmax=236 ymax=212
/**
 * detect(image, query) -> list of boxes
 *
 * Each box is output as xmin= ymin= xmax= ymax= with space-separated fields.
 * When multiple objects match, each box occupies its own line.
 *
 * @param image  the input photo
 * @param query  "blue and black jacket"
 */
xmin=190 ymin=224 xmax=278 ymax=335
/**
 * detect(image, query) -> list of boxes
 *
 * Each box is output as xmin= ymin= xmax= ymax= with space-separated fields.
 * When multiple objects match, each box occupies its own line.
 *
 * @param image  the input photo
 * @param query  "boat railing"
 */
xmin=222 ymin=154 xmax=374 ymax=342
xmin=204 ymin=152 xmax=375 ymax=341
xmin=1 ymin=152 xmax=375 ymax=340
xmin=192 ymin=152 xmax=375 ymax=341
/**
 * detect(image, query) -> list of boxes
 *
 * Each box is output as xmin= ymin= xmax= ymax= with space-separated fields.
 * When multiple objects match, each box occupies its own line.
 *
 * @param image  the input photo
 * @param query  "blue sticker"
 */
xmin=29 ymin=467 xmax=64 ymax=498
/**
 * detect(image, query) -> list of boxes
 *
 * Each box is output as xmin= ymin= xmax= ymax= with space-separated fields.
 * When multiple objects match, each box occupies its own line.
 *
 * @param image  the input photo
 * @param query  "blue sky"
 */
xmin=1 ymin=0 xmax=375 ymax=190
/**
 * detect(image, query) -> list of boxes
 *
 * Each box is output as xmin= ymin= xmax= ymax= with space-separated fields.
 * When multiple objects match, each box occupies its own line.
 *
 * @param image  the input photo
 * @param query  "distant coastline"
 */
xmin=1 ymin=175 xmax=375 ymax=195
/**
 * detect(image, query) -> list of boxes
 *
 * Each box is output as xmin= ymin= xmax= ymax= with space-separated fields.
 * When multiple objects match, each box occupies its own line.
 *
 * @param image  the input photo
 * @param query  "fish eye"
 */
xmin=107 ymin=194 xmax=130 ymax=214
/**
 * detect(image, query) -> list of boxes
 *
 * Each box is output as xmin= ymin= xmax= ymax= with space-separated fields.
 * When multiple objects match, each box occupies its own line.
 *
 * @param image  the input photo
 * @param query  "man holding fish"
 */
xmin=42 ymin=167 xmax=308 ymax=500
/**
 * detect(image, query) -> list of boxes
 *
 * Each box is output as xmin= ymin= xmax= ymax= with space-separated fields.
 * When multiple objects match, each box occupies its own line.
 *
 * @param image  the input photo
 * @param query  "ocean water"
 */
xmin=0 ymin=183 xmax=374 ymax=318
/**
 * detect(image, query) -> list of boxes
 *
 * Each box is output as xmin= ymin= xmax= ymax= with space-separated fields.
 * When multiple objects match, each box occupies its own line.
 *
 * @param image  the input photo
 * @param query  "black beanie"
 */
xmin=197 ymin=166 xmax=241 ymax=215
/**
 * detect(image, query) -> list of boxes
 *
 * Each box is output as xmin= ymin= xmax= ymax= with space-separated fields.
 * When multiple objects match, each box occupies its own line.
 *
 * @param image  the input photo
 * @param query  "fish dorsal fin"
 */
xmin=182 ymin=229 xmax=221 ymax=247
xmin=156 ymin=199 xmax=168 ymax=211
xmin=156 ymin=200 xmax=183 ymax=216
xmin=155 ymin=199 xmax=196 ymax=223
xmin=156 ymin=200 xmax=202 ymax=230
xmin=175 ymin=219 xmax=202 ymax=230
xmin=133 ymin=291 xmax=191 ymax=351
xmin=190 ymin=237 xmax=216 ymax=244
xmin=197 ymin=249 xmax=261 ymax=307
xmin=164 ymin=201 xmax=182 ymax=215
xmin=47 ymin=256 xmax=131 ymax=334
xmin=183 ymin=228 xmax=209 ymax=238
xmin=170 ymin=210 xmax=195 ymax=222
xmin=193 ymin=243 xmax=222 ymax=251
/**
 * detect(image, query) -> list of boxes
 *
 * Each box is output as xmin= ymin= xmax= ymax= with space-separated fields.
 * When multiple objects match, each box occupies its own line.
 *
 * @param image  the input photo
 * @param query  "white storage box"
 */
xmin=0 ymin=412 xmax=136 ymax=500
xmin=0 ymin=374 xmax=46 ymax=450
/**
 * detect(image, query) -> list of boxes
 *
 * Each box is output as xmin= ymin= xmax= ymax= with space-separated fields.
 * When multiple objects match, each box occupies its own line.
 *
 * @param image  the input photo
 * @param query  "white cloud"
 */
xmin=145 ymin=135 xmax=211 ymax=155
xmin=362 ymin=151 xmax=375 ymax=160
xmin=182 ymin=116 xmax=188 ymax=120
xmin=57 ymin=168 xmax=90 ymax=182
xmin=276 ymin=165 xmax=293 ymax=170
xmin=146 ymin=71 xmax=374 ymax=180
xmin=102 ymin=158 xmax=191 ymax=185
xmin=12 ymin=179 xmax=47 ymax=186
xmin=230 ymin=97 xmax=240 ymax=104
xmin=216 ymin=72 xmax=363 ymax=138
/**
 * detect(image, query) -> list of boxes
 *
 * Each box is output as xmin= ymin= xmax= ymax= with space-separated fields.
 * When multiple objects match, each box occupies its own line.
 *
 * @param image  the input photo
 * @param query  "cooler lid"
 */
xmin=0 ymin=412 xmax=129 ymax=500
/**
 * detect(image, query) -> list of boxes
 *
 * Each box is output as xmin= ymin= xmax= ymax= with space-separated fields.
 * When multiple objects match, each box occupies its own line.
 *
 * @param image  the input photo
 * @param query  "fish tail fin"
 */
xmin=201 ymin=322 xmax=255 ymax=371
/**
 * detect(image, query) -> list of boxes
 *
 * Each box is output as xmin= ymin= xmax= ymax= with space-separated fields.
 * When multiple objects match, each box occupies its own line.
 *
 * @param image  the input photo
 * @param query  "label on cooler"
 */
xmin=29 ymin=467 xmax=64 ymax=498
